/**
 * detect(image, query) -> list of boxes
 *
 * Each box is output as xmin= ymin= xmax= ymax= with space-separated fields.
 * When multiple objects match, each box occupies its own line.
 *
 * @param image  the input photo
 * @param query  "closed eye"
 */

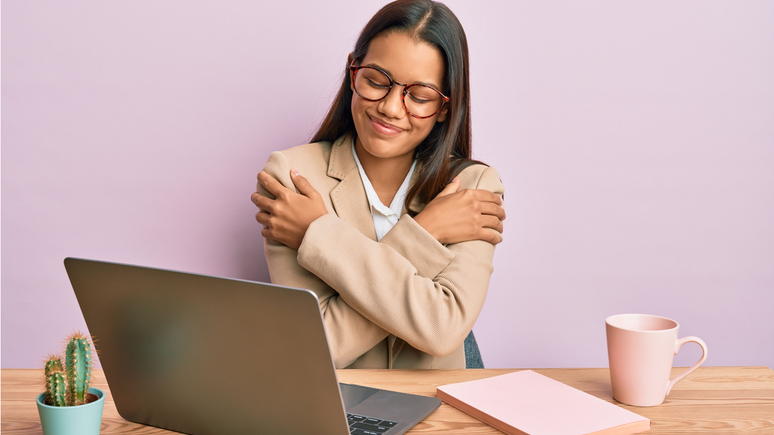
xmin=367 ymin=78 xmax=389 ymax=89
xmin=406 ymin=90 xmax=432 ymax=104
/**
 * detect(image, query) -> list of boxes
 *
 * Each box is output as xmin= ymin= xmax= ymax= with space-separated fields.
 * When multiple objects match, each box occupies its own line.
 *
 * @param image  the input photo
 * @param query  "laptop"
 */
xmin=64 ymin=257 xmax=441 ymax=435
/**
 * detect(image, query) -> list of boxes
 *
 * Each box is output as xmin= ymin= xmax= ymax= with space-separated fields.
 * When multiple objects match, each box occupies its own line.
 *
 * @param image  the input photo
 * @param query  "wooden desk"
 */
xmin=3 ymin=367 xmax=773 ymax=434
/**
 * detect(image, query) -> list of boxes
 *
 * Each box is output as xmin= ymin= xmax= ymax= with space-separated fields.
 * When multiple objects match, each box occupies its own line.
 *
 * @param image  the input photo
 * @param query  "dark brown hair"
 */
xmin=311 ymin=0 xmax=483 ymax=215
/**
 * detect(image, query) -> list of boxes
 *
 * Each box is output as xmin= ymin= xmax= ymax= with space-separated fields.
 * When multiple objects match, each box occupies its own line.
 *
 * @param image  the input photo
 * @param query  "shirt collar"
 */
xmin=351 ymin=137 xmax=417 ymax=217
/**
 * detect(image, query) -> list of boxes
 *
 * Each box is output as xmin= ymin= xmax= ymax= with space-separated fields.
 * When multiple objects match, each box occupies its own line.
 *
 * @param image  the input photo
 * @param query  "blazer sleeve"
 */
xmin=297 ymin=165 xmax=504 ymax=358
xmin=258 ymin=151 xmax=390 ymax=368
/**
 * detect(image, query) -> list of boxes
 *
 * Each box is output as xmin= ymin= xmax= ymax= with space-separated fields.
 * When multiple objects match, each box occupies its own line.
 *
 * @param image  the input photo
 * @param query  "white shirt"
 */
xmin=352 ymin=139 xmax=417 ymax=242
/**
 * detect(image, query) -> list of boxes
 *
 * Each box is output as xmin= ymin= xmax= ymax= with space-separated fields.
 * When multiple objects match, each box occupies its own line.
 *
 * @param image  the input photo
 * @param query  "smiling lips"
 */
xmin=369 ymin=115 xmax=404 ymax=135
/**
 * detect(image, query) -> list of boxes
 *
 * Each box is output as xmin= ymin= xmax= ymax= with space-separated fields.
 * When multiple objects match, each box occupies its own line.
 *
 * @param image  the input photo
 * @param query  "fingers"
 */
xmin=452 ymin=188 xmax=505 ymax=221
xmin=256 ymin=211 xmax=280 ymax=242
xmin=257 ymin=170 xmax=321 ymax=201
xmin=290 ymin=170 xmax=320 ymax=199
xmin=251 ymin=192 xmax=273 ymax=211
xmin=467 ymin=188 xmax=503 ymax=206
xmin=256 ymin=210 xmax=273 ymax=240
xmin=255 ymin=210 xmax=271 ymax=226
xmin=480 ymin=214 xmax=504 ymax=234
xmin=478 ymin=201 xmax=507 ymax=221
xmin=435 ymin=177 xmax=461 ymax=198
xmin=257 ymin=171 xmax=287 ymax=198
xmin=479 ymin=228 xmax=503 ymax=245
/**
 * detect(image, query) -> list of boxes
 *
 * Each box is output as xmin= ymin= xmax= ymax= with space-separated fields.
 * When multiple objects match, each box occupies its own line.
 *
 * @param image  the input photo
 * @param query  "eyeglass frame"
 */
xmin=349 ymin=59 xmax=450 ymax=119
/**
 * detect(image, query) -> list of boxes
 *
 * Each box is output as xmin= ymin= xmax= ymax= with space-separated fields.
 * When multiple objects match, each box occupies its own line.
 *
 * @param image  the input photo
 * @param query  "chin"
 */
xmin=364 ymin=141 xmax=415 ymax=161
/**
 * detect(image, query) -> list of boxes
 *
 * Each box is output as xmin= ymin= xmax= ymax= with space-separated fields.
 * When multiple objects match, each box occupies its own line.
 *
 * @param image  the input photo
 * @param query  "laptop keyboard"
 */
xmin=347 ymin=413 xmax=398 ymax=434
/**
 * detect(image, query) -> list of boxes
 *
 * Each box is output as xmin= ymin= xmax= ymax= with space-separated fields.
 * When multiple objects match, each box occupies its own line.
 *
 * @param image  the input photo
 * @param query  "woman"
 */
xmin=251 ymin=0 xmax=505 ymax=369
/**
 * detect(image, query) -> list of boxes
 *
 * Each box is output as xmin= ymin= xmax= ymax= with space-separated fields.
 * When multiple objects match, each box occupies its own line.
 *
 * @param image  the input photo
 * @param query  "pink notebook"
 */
xmin=436 ymin=370 xmax=650 ymax=435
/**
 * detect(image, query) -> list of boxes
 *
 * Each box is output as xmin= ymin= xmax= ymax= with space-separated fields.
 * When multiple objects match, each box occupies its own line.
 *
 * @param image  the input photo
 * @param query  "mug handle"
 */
xmin=665 ymin=336 xmax=708 ymax=396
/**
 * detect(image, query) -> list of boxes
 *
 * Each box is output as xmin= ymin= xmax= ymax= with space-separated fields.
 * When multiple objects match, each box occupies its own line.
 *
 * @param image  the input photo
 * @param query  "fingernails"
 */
xmin=291 ymin=169 xmax=300 ymax=176
xmin=451 ymin=177 xmax=459 ymax=183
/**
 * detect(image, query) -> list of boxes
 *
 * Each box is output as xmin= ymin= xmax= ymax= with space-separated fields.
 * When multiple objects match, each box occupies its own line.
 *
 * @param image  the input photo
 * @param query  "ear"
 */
xmin=436 ymin=105 xmax=449 ymax=123
xmin=348 ymin=52 xmax=356 ymax=92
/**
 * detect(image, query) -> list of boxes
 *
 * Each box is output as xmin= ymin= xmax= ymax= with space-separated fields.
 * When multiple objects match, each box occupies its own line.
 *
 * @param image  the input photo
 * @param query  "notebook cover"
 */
xmin=436 ymin=370 xmax=650 ymax=435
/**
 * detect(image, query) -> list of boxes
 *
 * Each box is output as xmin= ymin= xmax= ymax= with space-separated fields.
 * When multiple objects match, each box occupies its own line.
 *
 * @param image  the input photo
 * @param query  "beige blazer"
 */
xmin=257 ymin=134 xmax=504 ymax=369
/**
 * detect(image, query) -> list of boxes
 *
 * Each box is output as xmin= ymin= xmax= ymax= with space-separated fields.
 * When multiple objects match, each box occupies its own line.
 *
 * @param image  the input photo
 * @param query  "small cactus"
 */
xmin=65 ymin=332 xmax=93 ymax=406
xmin=44 ymin=355 xmax=64 ymax=377
xmin=43 ymin=332 xmax=95 ymax=407
xmin=44 ymin=356 xmax=67 ymax=407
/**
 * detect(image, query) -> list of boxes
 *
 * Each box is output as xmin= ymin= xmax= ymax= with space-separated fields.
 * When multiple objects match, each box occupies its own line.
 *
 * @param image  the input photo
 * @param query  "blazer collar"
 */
xmin=327 ymin=134 xmax=378 ymax=241
xmin=326 ymin=134 xmax=357 ymax=180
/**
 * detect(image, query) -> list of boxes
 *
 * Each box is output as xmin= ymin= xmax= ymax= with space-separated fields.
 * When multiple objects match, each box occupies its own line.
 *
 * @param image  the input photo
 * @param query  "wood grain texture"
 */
xmin=3 ymin=367 xmax=773 ymax=434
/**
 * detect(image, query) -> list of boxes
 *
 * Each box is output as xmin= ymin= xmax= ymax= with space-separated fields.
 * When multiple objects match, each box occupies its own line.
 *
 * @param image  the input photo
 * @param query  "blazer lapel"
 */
xmin=327 ymin=135 xmax=377 ymax=241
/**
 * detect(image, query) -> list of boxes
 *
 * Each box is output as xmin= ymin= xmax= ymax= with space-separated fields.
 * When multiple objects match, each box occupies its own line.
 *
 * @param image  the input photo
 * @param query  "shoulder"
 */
xmin=264 ymin=134 xmax=352 ymax=173
xmin=266 ymin=141 xmax=333 ymax=169
xmin=259 ymin=142 xmax=332 ymax=195
xmin=456 ymin=164 xmax=505 ymax=197
xmin=260 ymin=135 xmax=352 ymax=194
xmin=263 ymin=139 xmax=339 ymax=182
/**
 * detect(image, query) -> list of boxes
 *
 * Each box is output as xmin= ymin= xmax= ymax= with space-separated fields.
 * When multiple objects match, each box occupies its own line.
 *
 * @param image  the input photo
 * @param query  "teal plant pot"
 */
xmin=36 ymin=388 xmax=105 ymax=435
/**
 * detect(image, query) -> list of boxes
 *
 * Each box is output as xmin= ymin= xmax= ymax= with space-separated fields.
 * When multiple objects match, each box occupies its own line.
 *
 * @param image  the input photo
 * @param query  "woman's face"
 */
xmin=351 ymin=31 xmax=447 ymax=166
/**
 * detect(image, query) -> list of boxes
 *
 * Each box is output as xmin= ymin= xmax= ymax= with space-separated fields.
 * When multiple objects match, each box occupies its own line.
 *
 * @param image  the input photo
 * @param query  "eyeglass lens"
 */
xmin=353 ymin=67 xmax=444 ymax=118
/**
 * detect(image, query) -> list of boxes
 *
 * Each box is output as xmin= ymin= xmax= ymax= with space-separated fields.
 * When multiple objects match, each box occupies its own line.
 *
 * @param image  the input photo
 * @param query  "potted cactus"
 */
xmin=35 ymin=331 xmax=105 ymax=435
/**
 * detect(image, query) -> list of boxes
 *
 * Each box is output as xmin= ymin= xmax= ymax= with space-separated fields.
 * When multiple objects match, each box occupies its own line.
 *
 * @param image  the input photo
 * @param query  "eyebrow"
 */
xmin=364 ymin=62 xmax=443 ymax=91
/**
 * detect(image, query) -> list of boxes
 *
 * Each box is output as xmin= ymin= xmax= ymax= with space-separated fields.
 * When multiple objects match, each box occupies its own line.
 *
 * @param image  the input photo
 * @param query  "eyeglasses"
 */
xmin=349 ymin=60 xmax=450 ymax=119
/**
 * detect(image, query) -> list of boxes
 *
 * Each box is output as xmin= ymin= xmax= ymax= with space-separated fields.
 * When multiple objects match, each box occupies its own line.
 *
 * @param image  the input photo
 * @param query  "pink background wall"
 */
xmin=3 ymin=1 xmax=773 ymax=369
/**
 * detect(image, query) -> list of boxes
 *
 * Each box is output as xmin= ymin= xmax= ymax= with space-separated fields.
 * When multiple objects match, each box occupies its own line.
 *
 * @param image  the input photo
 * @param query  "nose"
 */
xmin=377 ymin=85 xmax=406 ymax=119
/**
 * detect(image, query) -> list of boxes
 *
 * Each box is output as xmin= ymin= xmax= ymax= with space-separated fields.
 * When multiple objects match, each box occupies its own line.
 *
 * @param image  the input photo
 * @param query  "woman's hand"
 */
xmin=251 ymin=170 xmax=328 ymax=249
xmin=414 ymin=178 xmax=505 ymax=245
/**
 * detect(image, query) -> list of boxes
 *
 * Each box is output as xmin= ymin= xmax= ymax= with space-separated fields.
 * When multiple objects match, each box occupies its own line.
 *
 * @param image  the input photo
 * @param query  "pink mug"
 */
xmin=605 ymin=314 xmax=708 ymax=407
